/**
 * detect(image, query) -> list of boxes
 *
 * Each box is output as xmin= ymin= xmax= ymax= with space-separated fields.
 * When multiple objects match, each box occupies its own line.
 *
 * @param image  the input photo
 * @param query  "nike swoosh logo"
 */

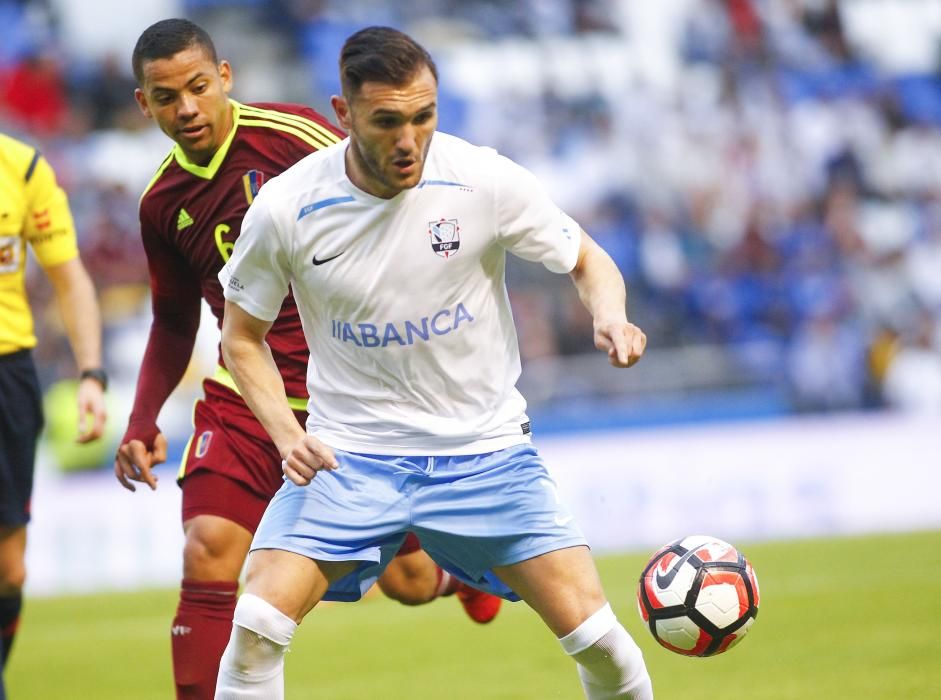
xmin=312 ymin=252 xmax=344 ymax=266
xmin=655 ymin=547 xmax=699 ymax=588
xmin=554 ymin=514 xmax=574 ymax=527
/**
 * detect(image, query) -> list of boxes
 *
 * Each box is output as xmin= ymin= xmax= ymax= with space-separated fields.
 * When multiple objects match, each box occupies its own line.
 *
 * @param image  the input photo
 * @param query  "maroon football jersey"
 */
xmin=139 ymin=101 xmax=344 ymax=398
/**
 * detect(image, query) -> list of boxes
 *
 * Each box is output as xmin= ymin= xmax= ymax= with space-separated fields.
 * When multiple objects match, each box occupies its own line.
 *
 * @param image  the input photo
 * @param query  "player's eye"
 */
xmin=193 ymin=83 xmax=207 ymax=94
xmin=414 ymin=111 xmax=434 ymax=125
xmin=373 ymin=117 xmax=398 ymax=129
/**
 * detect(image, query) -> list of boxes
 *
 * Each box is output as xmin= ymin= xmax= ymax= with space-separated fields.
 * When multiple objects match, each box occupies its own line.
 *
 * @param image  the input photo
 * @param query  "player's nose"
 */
xmin=395 ymin=124 xmax=418 ymax=153
xmin=177 ymin=93 xmax=199 ymax=118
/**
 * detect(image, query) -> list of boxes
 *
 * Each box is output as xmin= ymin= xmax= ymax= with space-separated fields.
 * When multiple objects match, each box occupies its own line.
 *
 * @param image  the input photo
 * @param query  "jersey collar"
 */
xmin=172 ymin=99 xmax=242 ymax=180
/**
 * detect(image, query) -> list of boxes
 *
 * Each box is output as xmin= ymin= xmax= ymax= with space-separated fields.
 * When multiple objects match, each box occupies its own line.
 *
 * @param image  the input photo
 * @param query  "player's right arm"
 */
xmin=217 ymin=185 xmax=336 ymax=485
xmin=114 ymin=209 xmax=202 ymax=492
xmin=568 ymin=230 xmax=646 ymax=368
xmin=221 ymin=300 xmax=337 ymax=486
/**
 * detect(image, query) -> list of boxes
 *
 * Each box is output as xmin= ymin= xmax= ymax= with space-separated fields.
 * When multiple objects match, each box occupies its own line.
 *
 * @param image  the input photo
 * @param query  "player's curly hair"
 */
xmin=339 ymin=26 xmax=438 ymax=98
xmin=132 ymin=18 xmax=218 ymax=84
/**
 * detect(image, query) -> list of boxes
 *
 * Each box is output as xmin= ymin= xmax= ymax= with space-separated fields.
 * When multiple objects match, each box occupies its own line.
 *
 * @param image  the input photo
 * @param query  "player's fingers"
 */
xmin=138 ymin=463 xmax=159 ymax=490
xmin=76 ymin=403 xmax=107 ymax=443
xmin=283 ymin=459 xmax=314 ymax=486
xmin=152 ymin=433 xmax=169 ymax=465
xmin=305 ymin=437 xmax=338 ymax=470
xmin=114 ymin=448 xmax=141 ymax=492
xmin=124 ymin=441 xmax=151 ymax=470
xmin=287 ymin=441 xmax=336 ymax=474
xmin=627 ymin=328 xmax=647 ymax=368
xmin=594 ymin=331 xmax=614 ymax=355
xmin=600 ymin=326 xmax=628 ymax=368
xmin=123 ymin=441 xmax=159 ymax=490
xmin=76 ymin=400 xmax=89 ymax=440
xmin=607 ymin=345 xmax=622 ymax=367
xmin=91 ymin=404 xmax=107 ymax=439
xmin=118 ymin=463 xmax=158 ymax=491
xmin=615 ymin=326 xmax=631 ymax=366
xmin=114 ymin=457 xmax=137 ymax=492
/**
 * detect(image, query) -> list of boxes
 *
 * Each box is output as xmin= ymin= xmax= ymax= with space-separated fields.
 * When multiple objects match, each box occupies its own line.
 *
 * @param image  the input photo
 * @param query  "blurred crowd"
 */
xmin=4 ymin=0 xmax=941 ymax=422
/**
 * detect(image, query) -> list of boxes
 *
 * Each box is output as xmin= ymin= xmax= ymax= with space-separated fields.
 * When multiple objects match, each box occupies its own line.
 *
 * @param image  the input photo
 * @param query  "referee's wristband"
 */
xmin=79 ymin=367 xmax=108 ymax=391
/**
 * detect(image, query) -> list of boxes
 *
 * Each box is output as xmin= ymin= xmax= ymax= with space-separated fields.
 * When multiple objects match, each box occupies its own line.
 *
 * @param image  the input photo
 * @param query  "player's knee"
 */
xmin=182 ymin=533 xmax=216 ymax=571
xmin=182 ymin=524 xmax=242 ymax=579
xmin=378 ymin=577 xmax=433 ymax=605
xmin=228 ymin=594 xmax=297 ymax=670
xmin=216 ymin=595 xmax=298 ymax=698
xmin=0 ymin=561 xmax=26 ymax=594
xmin=378 ymin=560 xmax=437 ymax=605
xmin=561 ymin=603 xmax=653 ymax=700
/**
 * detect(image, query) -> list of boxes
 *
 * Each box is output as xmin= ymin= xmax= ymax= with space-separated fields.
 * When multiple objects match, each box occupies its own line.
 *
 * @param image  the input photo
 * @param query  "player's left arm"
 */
xmin=44 ymin=257 xmax=107 ymax=441
xmin=568 ymin=230 xmax=646 ymax=368
xmin=26 ymin=153 xmax=106 ymax=441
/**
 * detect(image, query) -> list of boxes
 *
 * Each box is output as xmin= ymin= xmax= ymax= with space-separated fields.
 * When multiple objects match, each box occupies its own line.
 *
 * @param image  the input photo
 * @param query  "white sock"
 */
xmin=559 ymin=603 xmax=653 ymax=700
xmin=434 ymin=569 xmax=454 ymax=598
xmin=214 ymin=593 xmax=298 ymax=700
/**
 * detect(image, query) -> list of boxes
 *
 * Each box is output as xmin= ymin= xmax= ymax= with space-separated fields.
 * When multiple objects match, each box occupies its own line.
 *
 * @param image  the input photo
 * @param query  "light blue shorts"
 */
xmin=250 ymin=443 xmax=587 ymax=602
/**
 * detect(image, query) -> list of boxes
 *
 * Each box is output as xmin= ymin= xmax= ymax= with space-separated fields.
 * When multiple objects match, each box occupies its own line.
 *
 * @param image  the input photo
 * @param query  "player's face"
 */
xmin=333 ymin=65 xmax=438 ymax=199
xmin=135 ymin=45 xmax=233 ymax=166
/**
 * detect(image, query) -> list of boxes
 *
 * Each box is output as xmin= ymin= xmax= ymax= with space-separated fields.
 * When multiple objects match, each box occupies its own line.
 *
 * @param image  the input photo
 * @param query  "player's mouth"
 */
xmin=179 ymin=124 xmax=209 ymax=140
xmin=392 ymin=157 xmax=417 ymax=176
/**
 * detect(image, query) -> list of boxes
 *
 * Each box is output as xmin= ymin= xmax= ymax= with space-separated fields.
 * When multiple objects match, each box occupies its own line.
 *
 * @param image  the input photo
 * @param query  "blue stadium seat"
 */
xmin=893 ymin=74 xmax=941 ymax=125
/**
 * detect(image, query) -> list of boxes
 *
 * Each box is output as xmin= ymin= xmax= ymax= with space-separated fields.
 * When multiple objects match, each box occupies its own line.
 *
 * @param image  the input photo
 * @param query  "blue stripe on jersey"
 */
xmin=418 ymin=179 xmax=467 ymax=188
xmin=297 ymin=195 xmax=355 ymax=221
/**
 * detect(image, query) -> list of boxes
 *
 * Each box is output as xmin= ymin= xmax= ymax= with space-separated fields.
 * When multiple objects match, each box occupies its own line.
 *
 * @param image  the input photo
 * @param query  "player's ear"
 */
xmin=331 ymin=95 xmax=351 ymax=130
xmin=218 ymin=60 xmax=233 ymax=94
xmin=134 ymin=88 xmax=152 ymax=118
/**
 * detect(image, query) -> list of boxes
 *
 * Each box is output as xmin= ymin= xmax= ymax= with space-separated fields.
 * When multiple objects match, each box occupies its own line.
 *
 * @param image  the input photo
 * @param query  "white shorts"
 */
xmin=251 ymin=443 xmax=588 ymax=601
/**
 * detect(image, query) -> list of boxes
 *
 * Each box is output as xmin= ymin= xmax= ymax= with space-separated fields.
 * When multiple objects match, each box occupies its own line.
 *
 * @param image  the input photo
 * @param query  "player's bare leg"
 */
xmin=214 ymin=549 xmax=358 ymax=699
xmin=494 ymin=546 xmax=653 ymax=699
xmin=0 ymin=526 xmax=26 ymax=668
xmin=172 ymin=515 xmax=252 ymax=700
xmin=0 ymin=526 xmax=26 ymax=700
xmin=379 ymin=549 xmax=502 ymax=623
xmin=378 ymin=549 xmax=439 ymax=604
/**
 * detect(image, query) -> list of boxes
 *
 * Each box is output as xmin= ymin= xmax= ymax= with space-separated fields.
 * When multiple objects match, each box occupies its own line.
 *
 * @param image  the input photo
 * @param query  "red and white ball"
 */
xmin=637 ymin=535 xmax=760 ymax=657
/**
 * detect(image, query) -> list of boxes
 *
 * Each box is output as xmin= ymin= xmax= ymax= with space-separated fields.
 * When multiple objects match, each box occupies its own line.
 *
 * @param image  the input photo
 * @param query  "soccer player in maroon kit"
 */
xmin=113 ymin=19 xmax=500 ymax=700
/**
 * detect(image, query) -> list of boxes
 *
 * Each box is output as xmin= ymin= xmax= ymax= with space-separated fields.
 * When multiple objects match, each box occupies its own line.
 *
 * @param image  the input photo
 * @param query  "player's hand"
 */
xmin=76 ymin=378 xmax=107 ymax=443
xmin=282 ymin=435 xmax=339 ymax=486
xmin=594 ymin=319 xmax=646 ymax=368
xmin=114 ymin=433 xmax=168 ymax=492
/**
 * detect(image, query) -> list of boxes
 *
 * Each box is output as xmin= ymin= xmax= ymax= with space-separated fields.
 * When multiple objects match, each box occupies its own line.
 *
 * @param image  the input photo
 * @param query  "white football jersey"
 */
xmin=220 ymin=131 xmax=581 ymax=455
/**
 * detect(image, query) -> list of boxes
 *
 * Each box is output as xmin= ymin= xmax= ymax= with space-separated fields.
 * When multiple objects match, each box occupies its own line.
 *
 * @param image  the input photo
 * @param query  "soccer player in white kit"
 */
xmin=214 ymin=26 xmax=653 ymax=700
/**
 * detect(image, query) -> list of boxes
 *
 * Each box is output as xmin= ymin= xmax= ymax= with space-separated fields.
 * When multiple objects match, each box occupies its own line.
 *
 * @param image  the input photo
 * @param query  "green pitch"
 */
xmin=7 ymin=530 xmax=941 ymax=699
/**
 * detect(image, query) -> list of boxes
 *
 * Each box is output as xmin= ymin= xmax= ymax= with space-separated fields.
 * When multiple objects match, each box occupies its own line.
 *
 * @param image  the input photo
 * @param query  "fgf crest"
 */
xmin=429 ymin=218 xmax=460 ymax=258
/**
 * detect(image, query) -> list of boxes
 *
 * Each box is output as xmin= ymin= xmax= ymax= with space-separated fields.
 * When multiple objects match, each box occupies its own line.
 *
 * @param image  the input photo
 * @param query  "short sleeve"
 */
xmin=494 ymin=154 xmax=581 ymax=274
xmin=218 ymin=189 xmax=292 ymax=322
xmin=23 ymin=155 xmax=79 ymax=268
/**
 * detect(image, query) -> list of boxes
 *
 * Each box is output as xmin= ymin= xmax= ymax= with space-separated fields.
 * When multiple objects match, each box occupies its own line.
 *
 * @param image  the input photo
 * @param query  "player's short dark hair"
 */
xmin=132 ymin=18 xmax=218 ymax=84
xmin=339 ymin=26 xmax=438 ymax=98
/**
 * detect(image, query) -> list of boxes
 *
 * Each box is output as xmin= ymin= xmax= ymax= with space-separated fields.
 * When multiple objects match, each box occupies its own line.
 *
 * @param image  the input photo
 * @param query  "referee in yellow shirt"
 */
xmin=0 ymin=132 xmax=107 ymax=697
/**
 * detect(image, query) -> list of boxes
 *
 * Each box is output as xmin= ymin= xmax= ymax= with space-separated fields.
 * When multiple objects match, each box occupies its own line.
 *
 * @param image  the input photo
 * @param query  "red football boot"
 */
xmin=455 ymin=583 xmax=502 ymax=624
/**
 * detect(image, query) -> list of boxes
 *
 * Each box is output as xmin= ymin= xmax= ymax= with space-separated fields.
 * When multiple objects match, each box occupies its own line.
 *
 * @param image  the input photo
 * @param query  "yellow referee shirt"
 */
xmin=0 ymin=132 xmax=79 ymax=355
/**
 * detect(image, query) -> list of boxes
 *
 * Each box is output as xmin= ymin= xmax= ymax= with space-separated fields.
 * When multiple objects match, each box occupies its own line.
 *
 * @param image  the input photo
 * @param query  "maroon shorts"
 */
xmin=178 ymin=379 xmax=304 ymax=531
xmin=181 ymin=469 xmax=270 ymax=533
xmin=398 ymin=532 xmax=422 ymax=555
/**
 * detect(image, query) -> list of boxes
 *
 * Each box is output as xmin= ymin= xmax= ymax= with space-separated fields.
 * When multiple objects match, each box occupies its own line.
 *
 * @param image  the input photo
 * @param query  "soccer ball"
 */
xmin=636 ymin=535 xmax=759 ymax=657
